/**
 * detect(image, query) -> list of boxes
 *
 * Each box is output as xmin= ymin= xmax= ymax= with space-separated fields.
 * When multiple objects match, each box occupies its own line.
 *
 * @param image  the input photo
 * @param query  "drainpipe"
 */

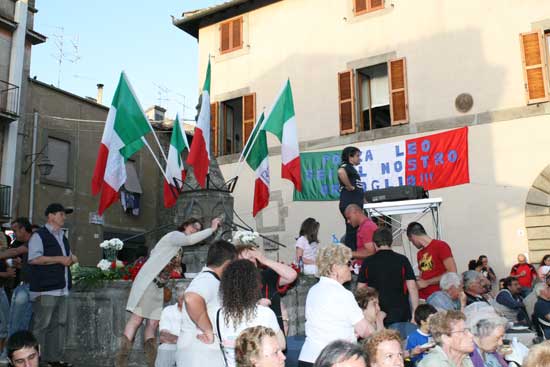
xmin=2 ymin=0 xmax=29 ymax=218
xmin=28 ymin=111 xmax=38 ymax=223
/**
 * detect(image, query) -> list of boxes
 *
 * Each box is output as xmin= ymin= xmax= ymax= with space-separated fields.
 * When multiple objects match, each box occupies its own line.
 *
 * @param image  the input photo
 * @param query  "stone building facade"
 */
xmin=174 ymin=0 xmax=550 ymax=275
xmin=17 ymin=78 xmax=164 ymax=266
xmin=0 ymin=0 xmax=45 ymax=222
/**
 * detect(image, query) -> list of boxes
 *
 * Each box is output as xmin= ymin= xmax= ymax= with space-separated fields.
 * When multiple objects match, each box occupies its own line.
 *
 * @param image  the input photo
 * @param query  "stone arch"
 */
xmin=525 ymin=164 xmax=550 ymax=263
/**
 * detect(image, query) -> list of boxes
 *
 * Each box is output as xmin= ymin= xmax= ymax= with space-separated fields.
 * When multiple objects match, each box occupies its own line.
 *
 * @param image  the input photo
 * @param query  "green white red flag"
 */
xmin=163 ymin=115 xmax=189 ymax=208
xmin=91 ymin=72 xmax=152 ymax=215
xmin=186 ymin=59 xmax=211 ymax=188
xmin=262 ymin=79 xmax=301 ymax=191
xmin=244 ymin=113 xmax=269 ymax=216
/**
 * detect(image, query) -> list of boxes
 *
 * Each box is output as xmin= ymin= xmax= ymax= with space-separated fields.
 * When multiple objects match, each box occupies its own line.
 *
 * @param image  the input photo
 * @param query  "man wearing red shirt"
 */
xmin=344 ymin=204 xmax=378 ymax=267
xmin=510 ymin=253 xmax=537 ymax=297
xmin=406 ymin=222 xmax=457 ymax=300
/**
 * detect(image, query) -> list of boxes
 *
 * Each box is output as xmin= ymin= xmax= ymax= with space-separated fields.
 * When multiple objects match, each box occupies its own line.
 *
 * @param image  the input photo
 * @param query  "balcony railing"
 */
xmin=0 ymin=80 xmax=19 ymax=117
xmin=0 ymin=185 xmax=11 ymax=219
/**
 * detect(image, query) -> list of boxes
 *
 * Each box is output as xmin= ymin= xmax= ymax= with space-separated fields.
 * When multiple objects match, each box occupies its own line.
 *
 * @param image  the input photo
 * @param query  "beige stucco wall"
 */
xmin=188 ymin=0 xmax=550 ymax=278
xmin=197 ymin=0 xmax=550 ymax=142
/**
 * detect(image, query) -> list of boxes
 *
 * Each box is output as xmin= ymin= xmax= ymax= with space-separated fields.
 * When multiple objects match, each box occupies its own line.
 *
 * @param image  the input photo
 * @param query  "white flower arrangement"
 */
xmin=96 ymin=259 xmax=124 ymax=271
xmin=97 ymin=259 xmax=112 ymax=271
xmin=100 ymin=238 xmax=124 ymax=251
xmin=232 ymin=230 xmax=260 ymax=246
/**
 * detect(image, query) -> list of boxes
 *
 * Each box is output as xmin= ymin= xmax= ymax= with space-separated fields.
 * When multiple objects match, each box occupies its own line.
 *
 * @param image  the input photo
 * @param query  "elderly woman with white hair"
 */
xmin=298 ymin=244 xmax=374 ymax=367
xmin=465 ymin=304 xmax=509 ymax=367
xmin=419 ymin=310 xmax=475 ymax=367
xmin=427 ymin=272 xmax=467 ymax=312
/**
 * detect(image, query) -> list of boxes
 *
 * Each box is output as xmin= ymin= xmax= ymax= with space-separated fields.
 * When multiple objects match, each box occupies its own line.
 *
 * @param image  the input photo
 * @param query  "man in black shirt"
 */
xmin=357 ymin=227 xmax=419 ymax=326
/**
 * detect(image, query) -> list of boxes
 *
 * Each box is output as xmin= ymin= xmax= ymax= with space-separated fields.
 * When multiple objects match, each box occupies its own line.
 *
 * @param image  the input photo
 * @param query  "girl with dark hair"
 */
xmin=295 ymin=218 xmax=320 ymax=275
xmin=337 ymin=146 xmax=364 ymax=251
xmin=217 ymin=260 xmax=285 ymax=367
xmin=538 ymin=254 xmax=550 ymax=281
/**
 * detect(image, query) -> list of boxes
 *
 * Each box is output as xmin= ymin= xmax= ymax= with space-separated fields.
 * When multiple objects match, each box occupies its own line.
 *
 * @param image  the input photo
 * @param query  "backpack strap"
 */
xmin=216 ymin=308 xmax=229 ymax=367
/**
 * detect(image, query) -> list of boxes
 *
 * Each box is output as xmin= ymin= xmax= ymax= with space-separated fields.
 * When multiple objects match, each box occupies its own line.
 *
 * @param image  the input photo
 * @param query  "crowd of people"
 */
xmin=0 ymin=147 xmax=549 ymax=367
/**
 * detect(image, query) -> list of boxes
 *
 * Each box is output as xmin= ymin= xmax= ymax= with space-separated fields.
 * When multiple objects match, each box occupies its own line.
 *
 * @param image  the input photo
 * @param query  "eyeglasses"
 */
xmin=450 ymin=328 xmax=472 ymax=335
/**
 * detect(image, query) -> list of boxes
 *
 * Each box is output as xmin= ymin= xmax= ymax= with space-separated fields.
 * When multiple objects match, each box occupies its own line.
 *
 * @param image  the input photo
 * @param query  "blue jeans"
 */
xmin=8 ymin=283 xmax=32 ymax=337
xmin=0 ymin=289 xmax=10 ymax=339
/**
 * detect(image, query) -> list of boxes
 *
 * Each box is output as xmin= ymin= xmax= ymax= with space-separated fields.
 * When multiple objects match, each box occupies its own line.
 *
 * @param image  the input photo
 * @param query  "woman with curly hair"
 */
xmin=235 ymin=326 xmax=286 ymax=367
xmin=216 ymin=260 xmax=285 ymax=367
xmin=298 ymin=244 xmax=373 ymax=366
xmin=364 ymin=329 xmax=404 ymax=367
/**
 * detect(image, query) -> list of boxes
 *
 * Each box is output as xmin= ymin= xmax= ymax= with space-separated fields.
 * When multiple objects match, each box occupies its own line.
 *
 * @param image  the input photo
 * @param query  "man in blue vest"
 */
xmin=28 ymin=203 xmax=77 ymax=367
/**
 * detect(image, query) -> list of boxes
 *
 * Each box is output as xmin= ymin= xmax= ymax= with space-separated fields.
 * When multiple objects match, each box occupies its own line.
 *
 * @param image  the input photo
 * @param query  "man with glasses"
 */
xmin=28 ymin=203 xmax=76 ymax=367
xmin=6 ymin=331 xmax=39 ymax=367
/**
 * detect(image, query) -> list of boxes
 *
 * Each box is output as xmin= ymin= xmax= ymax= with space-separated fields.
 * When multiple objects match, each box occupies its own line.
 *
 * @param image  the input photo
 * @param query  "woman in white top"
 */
xmin=116 ymin=217 xmax=220 ymax=367
xmin=298 ymin=244 xmax=374 ymax=366
xmin=295 ymin=218 xmax=320 ymax=275
xmin=216 ymin=260 xmax=286 ymax=367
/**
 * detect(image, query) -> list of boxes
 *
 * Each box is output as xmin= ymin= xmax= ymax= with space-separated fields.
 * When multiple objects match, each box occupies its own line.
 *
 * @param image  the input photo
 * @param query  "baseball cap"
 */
xmin=44 ymin=203 xmax=74 ymax=216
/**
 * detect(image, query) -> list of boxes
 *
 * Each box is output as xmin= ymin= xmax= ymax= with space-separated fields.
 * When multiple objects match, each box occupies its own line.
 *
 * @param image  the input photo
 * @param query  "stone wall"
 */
xmin=63 ymin=275 xmax=318 ymax=367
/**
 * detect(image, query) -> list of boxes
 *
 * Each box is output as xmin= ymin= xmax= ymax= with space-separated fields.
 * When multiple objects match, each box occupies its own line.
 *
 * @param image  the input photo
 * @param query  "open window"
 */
xmin=357 ymin=63 xmax=391 ymax=131
xmin=338 ymin=57 xmax=408 ymax=135
xmin=212 ymin=93 xmax=255 ymax=156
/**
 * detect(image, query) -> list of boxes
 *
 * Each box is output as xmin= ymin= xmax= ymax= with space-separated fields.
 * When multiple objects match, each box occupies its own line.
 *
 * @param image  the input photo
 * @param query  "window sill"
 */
xmin=215 ymin=44 xmax=250 ymax=63
xmin=346 ymin=4 xmax=393 ymax=24
xmin=39 ymin=178 xmax=73 ymax=190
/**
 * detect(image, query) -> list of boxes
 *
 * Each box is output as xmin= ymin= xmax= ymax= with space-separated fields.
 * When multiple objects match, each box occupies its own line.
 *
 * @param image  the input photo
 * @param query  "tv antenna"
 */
xmin=50 ymin=26 xmax=81 ymax=88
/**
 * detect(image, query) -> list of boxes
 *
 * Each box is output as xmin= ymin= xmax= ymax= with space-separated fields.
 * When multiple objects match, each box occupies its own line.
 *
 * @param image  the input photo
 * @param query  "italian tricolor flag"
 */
xmin=244 ymin=113 xmax=269 ymax=217
xmin=263 ymin=80 xmax=301 ymax=191
xmin=91 ymin=72 xmax=152 ymax=215
xmin=187 ymin=59 xmax=211 ymax=188
xmin=163 ymin=115 xmax=189 ymax=208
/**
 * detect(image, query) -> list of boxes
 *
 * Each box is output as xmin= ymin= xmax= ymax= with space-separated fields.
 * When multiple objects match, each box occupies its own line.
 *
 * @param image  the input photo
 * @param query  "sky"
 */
xmin=31 ymin=0 xmax=225 ymax=121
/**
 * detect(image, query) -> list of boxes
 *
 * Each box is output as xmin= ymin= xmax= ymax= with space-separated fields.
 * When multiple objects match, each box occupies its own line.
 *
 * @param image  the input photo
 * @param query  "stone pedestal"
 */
xmin=157 ymin=131 xmax=234 ymax=271
xmin=63 ymin=276 xmax=318 ymax=367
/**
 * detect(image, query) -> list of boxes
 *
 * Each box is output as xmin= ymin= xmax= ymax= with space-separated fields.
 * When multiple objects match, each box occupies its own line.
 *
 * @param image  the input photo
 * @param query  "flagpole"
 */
xmin=122 ymin=71 xmax=169 ymax=165
xmin=232 ymin=79 xmax=289 ymax=178
xmin=141 ymin=136 xmax=171 ymax=182
xmin=232 ymin=111 xmax=267 ymax=179
xmin=235 ymin=79 xmax=288 ymax=169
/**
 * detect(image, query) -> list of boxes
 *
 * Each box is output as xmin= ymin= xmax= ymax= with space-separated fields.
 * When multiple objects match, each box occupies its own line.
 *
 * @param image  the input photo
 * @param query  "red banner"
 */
xmin=405 ymin=127 xmax=469 ymax=190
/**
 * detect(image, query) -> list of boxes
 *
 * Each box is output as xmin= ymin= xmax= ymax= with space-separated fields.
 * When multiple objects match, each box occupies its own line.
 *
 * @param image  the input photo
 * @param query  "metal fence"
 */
xmin=0 ymin=80 xmax=19 ymax=117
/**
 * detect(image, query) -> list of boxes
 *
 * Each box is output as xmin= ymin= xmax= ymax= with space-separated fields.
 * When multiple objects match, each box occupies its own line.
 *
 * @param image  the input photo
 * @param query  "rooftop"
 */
xmin=173 ymin=0 xmax=281 ymax=38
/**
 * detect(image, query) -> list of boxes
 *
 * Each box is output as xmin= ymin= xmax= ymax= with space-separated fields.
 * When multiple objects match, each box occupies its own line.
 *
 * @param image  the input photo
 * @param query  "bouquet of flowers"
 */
xmin=232 ymin=230 xmax=260 ymax=246
xmin=71 ymin=238 xmax=128 ymax=289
